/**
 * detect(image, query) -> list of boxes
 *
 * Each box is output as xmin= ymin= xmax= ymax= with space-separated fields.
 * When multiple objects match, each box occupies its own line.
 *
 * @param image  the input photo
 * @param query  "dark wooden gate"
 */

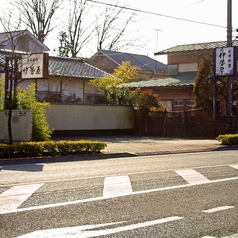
xmin=135 ymin=109 xmax=238 ymax=138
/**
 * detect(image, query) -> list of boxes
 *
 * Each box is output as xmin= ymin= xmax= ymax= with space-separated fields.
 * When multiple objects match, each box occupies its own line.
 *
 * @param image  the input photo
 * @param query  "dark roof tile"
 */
xmin=49 ymin=56 xmax=106 ymax=78
xmin=124 ymin=73 xmax=196 ymax=88
xmin=0 ymin=52 xmax=107 ymax=79
xmin=99 ymin=49 xmax=167 ymax=73
xmin=155 ymin=40 xmax=238 ymax=55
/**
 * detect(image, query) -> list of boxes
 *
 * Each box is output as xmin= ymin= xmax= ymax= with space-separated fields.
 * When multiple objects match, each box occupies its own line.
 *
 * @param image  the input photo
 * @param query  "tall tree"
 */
xmin=58 ymin=31 xmax=70 ymax=57
xmin=0 ymin=16 xmax=24 ymax=144
xmin=14 ymin=0 xmax=61 ymax=43
xmin=95 ymin=6 xmax=135 ymax=51
xmin=193 ymin=56 xmax=213 ymax=113
xmin=65 ymin=0 xmax=96 ymax=58
xmin=58 ymin=1 xmax=138 ymax=57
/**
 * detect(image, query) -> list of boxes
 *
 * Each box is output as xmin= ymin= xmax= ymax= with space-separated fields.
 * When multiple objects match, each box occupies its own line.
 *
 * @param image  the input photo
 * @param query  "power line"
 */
xmin=88 ymin=0 xmax=226 ymax=29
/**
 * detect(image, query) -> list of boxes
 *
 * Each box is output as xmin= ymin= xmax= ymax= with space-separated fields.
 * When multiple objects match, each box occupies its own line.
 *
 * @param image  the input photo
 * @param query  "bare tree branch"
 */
xmin=95 ymin=3 xmax=136 ymax=51
xmin=0 ymin=14 xmax=25 ymax=144
xmin=67 ymin=0 xmax=96 ymax=58
xmin=14 ymin=0 xmax=61 ymax=43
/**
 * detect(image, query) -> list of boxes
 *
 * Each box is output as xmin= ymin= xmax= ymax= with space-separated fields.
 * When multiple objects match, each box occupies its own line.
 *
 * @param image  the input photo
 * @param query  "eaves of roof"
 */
xmin=0 ymin=30 xmax=50 ymax=52
xmin=0 ymin=52 xmax=108 ymax=79
xmin=49 ymin=56 xmax=107 ymax=79
xmin=155 ymin=40 xmax=238 ymax=55
xmin=124 ymin=73 xmax=196 ymax=88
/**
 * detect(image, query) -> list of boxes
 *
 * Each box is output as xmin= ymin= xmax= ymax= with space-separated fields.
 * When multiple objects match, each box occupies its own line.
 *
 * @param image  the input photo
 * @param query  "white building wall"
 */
xmin=46 ymin=104 xmax=134 ymax=131
xmin=0 ymin=110 xmax=32 ymax=142
xmin=18 ymin=77 xmax=101 ymax=103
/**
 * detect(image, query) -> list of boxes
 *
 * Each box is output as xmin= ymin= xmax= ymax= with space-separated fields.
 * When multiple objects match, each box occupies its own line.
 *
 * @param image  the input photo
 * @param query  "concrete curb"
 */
xmin=0 ymin=145 xmax=237 ymax=166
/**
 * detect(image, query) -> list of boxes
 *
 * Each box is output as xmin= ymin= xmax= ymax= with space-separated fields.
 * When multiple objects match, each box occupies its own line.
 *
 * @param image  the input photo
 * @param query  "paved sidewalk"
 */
xmin=1 ymin=136 xmax=236 ymax=165
xmin=58 ymin=136 xmax=232 ymax=156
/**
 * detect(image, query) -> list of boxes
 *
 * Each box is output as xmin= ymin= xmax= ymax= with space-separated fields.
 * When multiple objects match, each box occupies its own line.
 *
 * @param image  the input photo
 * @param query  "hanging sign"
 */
xmin=21 ymin=53 xmax=49 ymax=79
xmin=214 ymin=46 xmax=237 ymax=76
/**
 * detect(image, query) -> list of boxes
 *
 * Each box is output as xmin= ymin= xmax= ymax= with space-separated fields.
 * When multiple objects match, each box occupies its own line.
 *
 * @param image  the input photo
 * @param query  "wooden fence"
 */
xmin=135 ymin=109 xmax=238 ymax=138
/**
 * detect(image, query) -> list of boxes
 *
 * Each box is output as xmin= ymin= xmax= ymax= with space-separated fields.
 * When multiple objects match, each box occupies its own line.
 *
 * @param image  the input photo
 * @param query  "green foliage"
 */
xmin=113 ymin=61 xmax=139 ymax=82
xmin=16 ymin=84 xmax=52 ymax=141
xmin=89 ymin=61 xmax=139 ymax=104
xmin=89 ymin=61 xmax=138 ymax=91
xmin=58 ymin=31 xmax=70 ymax=57
xmin=134 ymin=89 xmax=162 ymax=113
xmin=216 ymin=134 xmax=238 ymax=145
xmin=193 ymin=56 xmax=213 ymax=114
xmin=89 ymin=61 xmax=163 ymax=111
xmin=0 ymin=140 xmax=107 ymax=158
xmin=0 ymin=75 xmax=4 ymax=110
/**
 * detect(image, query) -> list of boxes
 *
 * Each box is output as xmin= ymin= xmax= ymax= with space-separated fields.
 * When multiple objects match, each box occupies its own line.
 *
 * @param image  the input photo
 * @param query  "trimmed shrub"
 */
xmin=216 ymin=134 xmax=238 ymax=145
xmin=0 ymin=140 xmax=107 ymax=158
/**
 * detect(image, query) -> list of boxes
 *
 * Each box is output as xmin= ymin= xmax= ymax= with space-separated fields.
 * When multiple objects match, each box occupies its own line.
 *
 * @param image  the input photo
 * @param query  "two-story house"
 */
xmin=0 ymin=30 xmax=107 ymax=104
xmin=125 ymin=41 xmax=238 ymax=111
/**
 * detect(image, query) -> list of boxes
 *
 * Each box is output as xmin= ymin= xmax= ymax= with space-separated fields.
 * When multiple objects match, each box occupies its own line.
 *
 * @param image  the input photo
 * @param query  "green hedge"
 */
xmin=0 ymin=140 xmax=107 ymax=158
xmin=216 ymin=134 xmax=238 ymax=145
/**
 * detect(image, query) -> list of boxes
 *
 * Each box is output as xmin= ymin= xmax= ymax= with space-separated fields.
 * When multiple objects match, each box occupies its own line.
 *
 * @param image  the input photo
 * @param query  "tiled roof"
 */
xmin=49 ymin=56 xmax=106 ymax=79
xmin=0 ymin=51 xmax=107 ymax=79
xmin=155 ymin=40 xmax=238 ymax=55
xmin=99 ymin=49 xmax=167 ymax=73
xmin=124 ymin=73 xmax=196 ymax=88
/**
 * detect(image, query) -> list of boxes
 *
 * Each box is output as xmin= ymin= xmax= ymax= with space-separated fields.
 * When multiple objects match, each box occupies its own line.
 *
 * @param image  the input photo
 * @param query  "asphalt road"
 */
xmin=0 ymin=150 xmax=238 ymax=238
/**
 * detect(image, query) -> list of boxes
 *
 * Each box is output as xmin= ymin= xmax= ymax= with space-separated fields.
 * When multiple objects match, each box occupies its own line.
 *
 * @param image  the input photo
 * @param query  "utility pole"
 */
xmin=227 ymin=0 xmax=233 ymax=115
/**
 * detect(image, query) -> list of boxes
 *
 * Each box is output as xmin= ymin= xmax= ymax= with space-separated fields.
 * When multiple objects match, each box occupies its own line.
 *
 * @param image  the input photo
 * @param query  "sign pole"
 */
xmin=227 ymin=0 xmax=232 ymax=115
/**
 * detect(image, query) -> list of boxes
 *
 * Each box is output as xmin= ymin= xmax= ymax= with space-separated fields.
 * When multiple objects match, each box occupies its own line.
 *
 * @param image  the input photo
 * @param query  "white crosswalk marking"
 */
xmin=230 ymin=164 xmax=238 ymax=169
xmin=0 ymin=183 xmax=43 ymax=214
xmin=175 ymin=169 xmax=210 ymax=185
xmin=201 ymin=236 xmax=217 ymax=238
xmin=103 ymin=175 xmax=133 ymax=198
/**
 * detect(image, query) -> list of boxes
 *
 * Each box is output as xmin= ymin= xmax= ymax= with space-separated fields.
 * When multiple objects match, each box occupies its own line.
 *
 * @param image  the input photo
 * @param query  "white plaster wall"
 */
xmin=0 ymin=110 xmax=32 ymax=141
xmin=46 ymin=104 xmax=134 ymax=130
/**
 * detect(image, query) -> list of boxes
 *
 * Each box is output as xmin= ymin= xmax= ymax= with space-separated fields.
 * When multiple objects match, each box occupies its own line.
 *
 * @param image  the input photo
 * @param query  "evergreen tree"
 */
xmin=193 ymin=56 xmax=213 ymax=115
xmin=0 ymin=76 xmax=4 ymax=110
xmin=16 ymin=84 xmax=52 ymax=141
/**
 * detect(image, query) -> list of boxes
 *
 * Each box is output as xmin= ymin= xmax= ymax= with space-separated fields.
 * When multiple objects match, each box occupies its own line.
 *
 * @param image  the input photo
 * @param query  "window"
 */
xmin=174 ymin=100 xmax=184 ymax=106
xmin=186 ymin=100 xmax=194 ymax=106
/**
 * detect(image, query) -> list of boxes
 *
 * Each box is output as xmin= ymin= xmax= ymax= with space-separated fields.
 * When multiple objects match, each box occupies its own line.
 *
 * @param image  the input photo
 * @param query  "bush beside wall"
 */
xmin=0 ymin=140 xmax=107 ymax=158
xmin=216 ymin=134 xmax=238 ymax=145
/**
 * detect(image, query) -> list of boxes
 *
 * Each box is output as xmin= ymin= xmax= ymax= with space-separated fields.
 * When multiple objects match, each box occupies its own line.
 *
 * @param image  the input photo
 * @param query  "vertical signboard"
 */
xmin=214 ymin=46 xmax=237 ymax=76
xmin=21 ymin=53 xmax=49 ymax=79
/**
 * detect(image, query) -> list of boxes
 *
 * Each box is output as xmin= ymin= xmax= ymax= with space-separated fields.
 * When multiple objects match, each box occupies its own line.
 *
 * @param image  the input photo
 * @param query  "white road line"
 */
xmin=175 ymin=169 xmax=210 ymax=185
xmin=202 ymin=206 xmax=234 ymax=213
xmin=103 ymin=175 xmax=133 ymax=198
xmin=201 ymin=236 xmax=217 ymax=238
xmin=16 ymin=216 xmax=183 ymax=238
xmin=202 ymin=233 xmax=238 ymax=238
xmin=0 ymin=183 xmax=43 ymax=213
xmin=2 ymin=176 xmax=238 ymax=215
xmin=230 ymin=164 xmax=238 ymax=169
xmin=224 ymin=234 xmax=238 ymax=238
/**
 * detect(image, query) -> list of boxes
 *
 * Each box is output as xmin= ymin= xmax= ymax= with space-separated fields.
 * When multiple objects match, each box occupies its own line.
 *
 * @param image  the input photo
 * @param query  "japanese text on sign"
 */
xmin=22 ymin=54 xmax=44 ymax=79
xmin=215 ymin=47 xmax=236 ymax=76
